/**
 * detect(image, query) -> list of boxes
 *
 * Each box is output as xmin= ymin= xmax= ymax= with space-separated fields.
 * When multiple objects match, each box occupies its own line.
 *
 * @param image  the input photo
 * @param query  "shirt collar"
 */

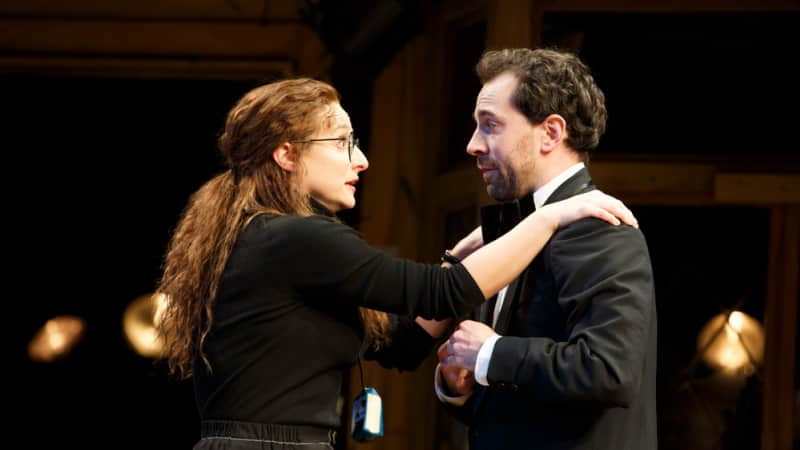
xmin=532 ymin=162 xmax=585 ymax=209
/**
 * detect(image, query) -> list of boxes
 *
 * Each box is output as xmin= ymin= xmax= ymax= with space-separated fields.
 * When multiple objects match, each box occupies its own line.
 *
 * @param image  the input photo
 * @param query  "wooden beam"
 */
xmin=436 ymin=163 xmax=800 ymax=206
xmin=587 ymin=161 xmax=716 ymax=205
xmin=0 ymin=0 xmax=288 ymax=20
xmin=589 ymin=161 xmax=716 ymax=197
xmin=581 ymin=164 xmax=800 ymax=206
xmin=537 ymin=0 xmax=800 ymax=12
xmin=761 ymin=206 xmax=799 ymax=450
xmin=716 ymin=174 xmax=800 ymax=205
xmin=0 ymin=55 xmax=292 ymax=79
xmin=0 ymin=19 xmax=319 ymax=58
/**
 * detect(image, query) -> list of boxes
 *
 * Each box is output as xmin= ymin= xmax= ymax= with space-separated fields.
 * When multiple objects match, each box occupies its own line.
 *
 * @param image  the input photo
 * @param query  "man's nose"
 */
xmin=466 ymin=129 xmax=486 ymax=156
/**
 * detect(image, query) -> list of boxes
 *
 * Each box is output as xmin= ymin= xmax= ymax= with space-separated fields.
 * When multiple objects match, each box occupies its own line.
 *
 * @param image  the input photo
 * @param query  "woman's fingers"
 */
xmin=583 ymin=191 xmax=638 ymax=228
xmin=607 ymin=195 xmax=637 ymax=227
xmin=550 ymin=190 xmax=639 ymax=228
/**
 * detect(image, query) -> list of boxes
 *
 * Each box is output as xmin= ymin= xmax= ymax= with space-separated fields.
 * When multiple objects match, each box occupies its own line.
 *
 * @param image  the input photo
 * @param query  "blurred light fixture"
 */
xmin=28 ymin=315 xmax=86 ymax=363
xmin=123 ymin=292 xmax=167 ymax=358
xmin=697 ymin=310 xmax=765 ymax=374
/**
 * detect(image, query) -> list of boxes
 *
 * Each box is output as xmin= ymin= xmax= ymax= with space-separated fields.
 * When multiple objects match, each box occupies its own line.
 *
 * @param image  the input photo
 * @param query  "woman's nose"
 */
xmin=352 ymin=146 xmax=369 ymax=171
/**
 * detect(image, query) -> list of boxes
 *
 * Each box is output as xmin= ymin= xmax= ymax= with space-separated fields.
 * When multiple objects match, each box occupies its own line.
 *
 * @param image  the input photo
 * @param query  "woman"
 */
xmin=156 ymin=78 xmax=636 ymax=449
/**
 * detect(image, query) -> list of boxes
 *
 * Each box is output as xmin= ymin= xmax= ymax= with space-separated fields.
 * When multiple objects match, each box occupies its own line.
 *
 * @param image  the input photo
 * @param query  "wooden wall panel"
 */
xmin=486 ymin=0 xmax=533 ymax=49
xmin=350 ymin=31 xmax=445 ymax=450
xmin=761 ymin=206 xmax=799 ymax=450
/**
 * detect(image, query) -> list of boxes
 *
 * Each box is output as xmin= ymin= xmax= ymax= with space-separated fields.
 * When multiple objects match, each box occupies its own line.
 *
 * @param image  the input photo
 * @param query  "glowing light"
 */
xmin=697 ymin=310 xmax=765 ymax=373
xmin=28 ymin=315 xmax=86 ymax=363
xmin=728 ymin=311 xmax=744 ymax=332
xmin=123 ymin=292 xmax=168 ymax=358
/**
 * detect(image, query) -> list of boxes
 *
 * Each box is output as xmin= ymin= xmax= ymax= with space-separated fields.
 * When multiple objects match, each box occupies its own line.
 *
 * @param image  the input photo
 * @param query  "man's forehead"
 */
xmin=475 ymin=73 xmax=518 ymax=114
xmin=476 ymin=89 xmax=501 ymax=108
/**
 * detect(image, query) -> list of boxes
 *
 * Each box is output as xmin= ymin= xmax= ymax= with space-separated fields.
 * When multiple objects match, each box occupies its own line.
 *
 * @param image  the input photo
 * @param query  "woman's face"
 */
xmin=299 ymin=103 xmax=368 ymax=213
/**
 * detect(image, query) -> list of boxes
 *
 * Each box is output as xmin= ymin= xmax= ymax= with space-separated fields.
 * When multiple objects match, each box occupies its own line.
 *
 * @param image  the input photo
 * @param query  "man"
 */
xmin=436 ymin=48 xmax=657 ymax=450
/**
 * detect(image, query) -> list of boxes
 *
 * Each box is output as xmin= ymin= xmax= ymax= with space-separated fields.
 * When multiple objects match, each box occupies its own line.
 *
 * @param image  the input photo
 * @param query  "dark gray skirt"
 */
xmin=194 ymin=420 xmax=336 ymax=450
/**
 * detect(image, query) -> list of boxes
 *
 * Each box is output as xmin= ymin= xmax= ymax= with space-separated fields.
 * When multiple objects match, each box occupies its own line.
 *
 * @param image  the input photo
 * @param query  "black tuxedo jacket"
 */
xmin=448 ymin=168 xmax=658 ymax=450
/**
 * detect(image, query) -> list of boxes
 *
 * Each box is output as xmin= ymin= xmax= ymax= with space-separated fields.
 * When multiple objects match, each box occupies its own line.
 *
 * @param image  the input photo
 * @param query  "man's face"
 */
xmin=467 ymin=72 xmax=541 ymax=201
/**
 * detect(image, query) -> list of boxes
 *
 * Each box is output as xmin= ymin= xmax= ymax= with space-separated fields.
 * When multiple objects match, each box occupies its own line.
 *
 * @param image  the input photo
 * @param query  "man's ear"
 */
xmin=541 ymin=114 xmax=567 ymax=153
xmin=272 ymin=143 xmax=298 ymax=171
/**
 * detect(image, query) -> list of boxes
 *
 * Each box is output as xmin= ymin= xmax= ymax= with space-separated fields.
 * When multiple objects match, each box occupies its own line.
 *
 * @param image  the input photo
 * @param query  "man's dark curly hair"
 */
xmin=476 ymin=48 xmax=607 ymax=159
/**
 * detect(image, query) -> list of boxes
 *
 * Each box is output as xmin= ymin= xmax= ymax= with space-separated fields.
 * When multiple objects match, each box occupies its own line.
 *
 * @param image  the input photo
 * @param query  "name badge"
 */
xmin=351 ymin=387 xmax=383 ymax=442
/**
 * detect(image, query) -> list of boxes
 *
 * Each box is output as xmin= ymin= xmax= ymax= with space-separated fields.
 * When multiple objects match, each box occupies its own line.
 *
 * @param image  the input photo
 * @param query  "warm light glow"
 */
xmin=152 ymin=292 xmax=168 ymax=327
xmin=728 ymin=311 xmax=744 ymax=332
xmin=28 ymin=315 xmax=86 ymax=363
xmin=123 ymin=293 xmax=168 ymax=358
xmin=697 ymin=310 xmax=765 ymax=373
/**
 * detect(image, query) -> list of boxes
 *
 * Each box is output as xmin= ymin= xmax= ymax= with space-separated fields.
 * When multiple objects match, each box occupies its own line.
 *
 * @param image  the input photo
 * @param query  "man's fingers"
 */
xmin=437 ymin=342 xmax=448 ymax=361
xmin=446 ymin=369 xmax=460 ymax=383
xmin=441 ymin=354 xmax=462 ymax=369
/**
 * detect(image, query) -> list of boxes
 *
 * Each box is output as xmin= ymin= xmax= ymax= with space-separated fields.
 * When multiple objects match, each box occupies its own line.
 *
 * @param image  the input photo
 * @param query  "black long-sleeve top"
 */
xmin=193 ymin=213 xmax=484 ymax=428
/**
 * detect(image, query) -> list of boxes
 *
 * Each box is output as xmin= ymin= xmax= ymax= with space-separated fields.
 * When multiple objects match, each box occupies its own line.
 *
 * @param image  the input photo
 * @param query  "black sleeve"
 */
xmin=487 ymin=219 xmax=656 ymax=408
xmin=265 ymin=215 xmax=485 ymax=320
xmin=363 ymin=315 xmax=437 ymax=371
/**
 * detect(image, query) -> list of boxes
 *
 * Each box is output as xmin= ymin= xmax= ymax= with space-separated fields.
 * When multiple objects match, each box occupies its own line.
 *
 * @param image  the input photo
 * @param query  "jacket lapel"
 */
xmin=479 ymin=295 xmax=497 ymax=326
xmin=493 ymin=279 xmax=519 ymax=334
xmin=544 ymin=167 xmax=595 ymax=205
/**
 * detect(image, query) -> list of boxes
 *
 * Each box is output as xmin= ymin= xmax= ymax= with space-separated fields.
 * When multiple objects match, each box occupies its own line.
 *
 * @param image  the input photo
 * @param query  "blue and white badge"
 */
xmin=351 ymin=387 xmax=383 ymax=442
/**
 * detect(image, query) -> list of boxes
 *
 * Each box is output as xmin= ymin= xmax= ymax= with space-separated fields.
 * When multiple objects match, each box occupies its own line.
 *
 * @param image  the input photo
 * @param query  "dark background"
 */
xmin=5 ymin=8 xmax=798 ymax=450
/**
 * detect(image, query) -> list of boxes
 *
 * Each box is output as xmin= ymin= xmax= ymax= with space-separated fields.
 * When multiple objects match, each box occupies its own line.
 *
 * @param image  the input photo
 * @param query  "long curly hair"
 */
xmin=156 ymin=78 xmax=390 ymax=379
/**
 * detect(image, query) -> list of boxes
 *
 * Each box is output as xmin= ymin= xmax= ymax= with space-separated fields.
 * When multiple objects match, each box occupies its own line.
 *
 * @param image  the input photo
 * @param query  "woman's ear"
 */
xmin=541 ymin=114 xmax=567 ymax=153
xmin=272 ymin=143 xmax=298 ymax=171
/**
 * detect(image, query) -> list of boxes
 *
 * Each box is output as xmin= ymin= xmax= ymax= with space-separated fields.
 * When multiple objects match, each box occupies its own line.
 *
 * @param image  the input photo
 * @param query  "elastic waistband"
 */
xmin=200 ymin=421 xmax=336 ymax=445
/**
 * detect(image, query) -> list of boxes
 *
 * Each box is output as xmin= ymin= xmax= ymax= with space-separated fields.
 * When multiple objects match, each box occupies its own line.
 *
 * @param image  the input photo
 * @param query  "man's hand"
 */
xmin=439 ymin=320 xmax=497 ymax=371
xmin=437 ymin=344 xmax=475 ymax=395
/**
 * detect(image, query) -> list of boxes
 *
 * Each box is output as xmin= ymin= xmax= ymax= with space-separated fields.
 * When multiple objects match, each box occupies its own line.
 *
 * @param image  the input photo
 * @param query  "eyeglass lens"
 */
xmin=349 ymin=133 xmax=360 ymax=161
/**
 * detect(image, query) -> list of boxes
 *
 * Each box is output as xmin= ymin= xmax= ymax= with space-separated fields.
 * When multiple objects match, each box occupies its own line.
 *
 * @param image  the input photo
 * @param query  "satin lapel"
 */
xmin=494 ymin=278 xmax=520 ymax=334
xmin=480 ymin=295 xmax=497 ymax=325
xmin=545 ymin=167 xmax=595 ymax=205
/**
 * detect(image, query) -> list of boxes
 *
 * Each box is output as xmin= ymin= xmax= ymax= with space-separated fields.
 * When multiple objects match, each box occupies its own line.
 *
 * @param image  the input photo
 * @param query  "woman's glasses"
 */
xmin=291 ymin=132 xmax=359 ymax=161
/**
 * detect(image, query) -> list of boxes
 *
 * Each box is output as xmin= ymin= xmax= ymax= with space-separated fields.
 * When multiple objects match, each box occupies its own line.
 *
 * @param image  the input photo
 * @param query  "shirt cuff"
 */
xmin=434 ymin=364 xmax=472 ymax=406
xmin=475 ymin=334 xmax=502 ymax=386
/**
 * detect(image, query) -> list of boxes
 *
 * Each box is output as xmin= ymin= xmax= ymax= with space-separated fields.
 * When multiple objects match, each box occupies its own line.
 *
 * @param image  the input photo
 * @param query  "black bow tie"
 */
xmin=479 ymin=194 xmax=536 ymax=244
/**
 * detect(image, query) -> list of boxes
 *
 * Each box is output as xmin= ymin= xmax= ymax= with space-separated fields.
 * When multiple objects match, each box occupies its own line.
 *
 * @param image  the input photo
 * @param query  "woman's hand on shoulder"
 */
xmin=541 ymin=190 xmax=638 ymax=229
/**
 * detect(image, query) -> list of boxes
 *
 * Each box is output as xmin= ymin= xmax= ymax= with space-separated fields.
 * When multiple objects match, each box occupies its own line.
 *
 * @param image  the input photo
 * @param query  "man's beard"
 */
xmin=487 ymin=135 xmax=535 ymax=201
